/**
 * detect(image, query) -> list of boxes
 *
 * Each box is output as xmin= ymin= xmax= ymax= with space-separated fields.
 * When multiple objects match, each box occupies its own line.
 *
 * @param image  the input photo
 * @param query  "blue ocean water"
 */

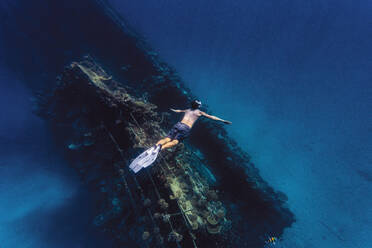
xmin=0 ymin=0 xmax=370 ymax=247
xmin=0 ymin=71 xmax=113 ymax=247
xmin=109 ymin=0 xmax=371 ymax=247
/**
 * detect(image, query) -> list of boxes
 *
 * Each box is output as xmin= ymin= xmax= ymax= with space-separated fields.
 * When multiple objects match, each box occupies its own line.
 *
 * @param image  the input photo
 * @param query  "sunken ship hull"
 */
xmin=1 ymin=0 xmax=294 ymax=247
xmin=35 ymin=57 xmax=294 ymax=247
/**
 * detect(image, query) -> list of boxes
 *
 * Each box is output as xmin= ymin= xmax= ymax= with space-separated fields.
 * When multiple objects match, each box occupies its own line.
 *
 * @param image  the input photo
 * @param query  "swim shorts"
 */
xmin=166 ymin=122 xmax=191 ymax=141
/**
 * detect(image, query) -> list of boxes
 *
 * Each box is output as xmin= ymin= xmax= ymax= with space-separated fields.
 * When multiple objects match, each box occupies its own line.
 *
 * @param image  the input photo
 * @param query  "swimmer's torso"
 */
xmin=180 ymin=109 xmax=202 ymax=128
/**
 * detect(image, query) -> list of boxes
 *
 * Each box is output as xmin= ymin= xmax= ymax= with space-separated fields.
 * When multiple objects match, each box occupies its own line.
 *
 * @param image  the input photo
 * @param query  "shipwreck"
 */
xmin=1 ymin=0 xmax=295 ymax=247
xmin=35 ymin=56 xmax=294 ymax=247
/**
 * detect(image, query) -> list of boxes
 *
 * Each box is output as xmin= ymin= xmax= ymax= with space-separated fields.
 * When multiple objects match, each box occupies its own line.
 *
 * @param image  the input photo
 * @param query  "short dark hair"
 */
xmin=191 ymin=100 xmax=201 ymax=109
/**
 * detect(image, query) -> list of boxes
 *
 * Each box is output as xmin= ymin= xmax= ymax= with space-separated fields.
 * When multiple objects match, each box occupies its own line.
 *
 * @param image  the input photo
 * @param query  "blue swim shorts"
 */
xmin=166 ymin=122 xmax=191 ymax=141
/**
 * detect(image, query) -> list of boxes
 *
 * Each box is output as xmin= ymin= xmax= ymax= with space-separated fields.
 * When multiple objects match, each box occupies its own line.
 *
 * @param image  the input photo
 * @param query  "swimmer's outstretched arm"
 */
xmin=170 ymin=108 xmax=187 ymax=113
xmin=200 ymin=111 xmax=232 ymax=124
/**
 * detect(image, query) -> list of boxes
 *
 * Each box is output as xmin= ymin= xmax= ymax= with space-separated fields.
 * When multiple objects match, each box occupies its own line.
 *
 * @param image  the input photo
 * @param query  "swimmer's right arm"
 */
xmin=170 ymin=108 xmax=187 ymax=113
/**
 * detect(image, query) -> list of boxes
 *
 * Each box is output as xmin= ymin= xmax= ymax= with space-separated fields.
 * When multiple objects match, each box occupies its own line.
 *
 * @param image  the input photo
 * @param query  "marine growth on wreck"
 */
xmin=36 ymin=56 xmax=294 ymax=248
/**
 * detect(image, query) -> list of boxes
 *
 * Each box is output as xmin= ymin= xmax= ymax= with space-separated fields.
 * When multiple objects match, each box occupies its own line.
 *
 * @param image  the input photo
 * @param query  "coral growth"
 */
xmin=36 ymin=56 xmax=294 ymax=247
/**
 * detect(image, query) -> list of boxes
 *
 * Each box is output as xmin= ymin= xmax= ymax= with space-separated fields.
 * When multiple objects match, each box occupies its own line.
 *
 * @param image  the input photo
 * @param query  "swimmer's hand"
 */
xmin=223 ymin=120 xmax=232 ymax=124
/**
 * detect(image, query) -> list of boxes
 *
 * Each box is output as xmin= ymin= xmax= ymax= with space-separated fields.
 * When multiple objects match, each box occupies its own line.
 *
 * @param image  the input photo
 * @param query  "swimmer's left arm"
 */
xmin=200 ymin=111 xmax=232 ymax=124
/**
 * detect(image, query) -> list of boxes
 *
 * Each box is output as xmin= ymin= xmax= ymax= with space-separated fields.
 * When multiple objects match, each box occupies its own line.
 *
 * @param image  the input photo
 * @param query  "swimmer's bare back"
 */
xmin=170 ymin=108 xmax=232 ymax=128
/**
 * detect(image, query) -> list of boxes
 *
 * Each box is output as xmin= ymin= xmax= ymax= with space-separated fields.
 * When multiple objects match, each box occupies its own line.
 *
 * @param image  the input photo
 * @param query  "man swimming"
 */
xmin=129 ymin=100 xmax=231 ymax=173
xmin=155 ymin=100 xmax=232 ymax=150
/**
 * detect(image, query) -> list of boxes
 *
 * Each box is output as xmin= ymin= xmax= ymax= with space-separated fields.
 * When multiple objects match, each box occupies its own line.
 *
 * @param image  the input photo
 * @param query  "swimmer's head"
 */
xmin=191 ymin=100 xmax=202 ymax=109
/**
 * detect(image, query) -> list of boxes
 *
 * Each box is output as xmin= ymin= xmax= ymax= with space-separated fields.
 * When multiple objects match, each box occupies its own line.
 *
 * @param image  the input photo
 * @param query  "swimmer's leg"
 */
xmin=160 ymin=139 xmax=179 ymax=150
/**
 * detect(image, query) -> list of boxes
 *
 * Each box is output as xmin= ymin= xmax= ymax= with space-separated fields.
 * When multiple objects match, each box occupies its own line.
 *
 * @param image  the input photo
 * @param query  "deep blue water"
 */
xmin=0 ymin=71 xmax=113 ymax=247
xmin=1 ymin=0 xmax=371 ymax=247
xmin=109 ymin=0 xmax=372 ymax=247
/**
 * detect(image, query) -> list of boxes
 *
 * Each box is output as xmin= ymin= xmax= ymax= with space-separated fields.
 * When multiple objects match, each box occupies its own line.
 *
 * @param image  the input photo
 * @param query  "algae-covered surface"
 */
xmin=36 ymin=56 xmax=294 ymax=247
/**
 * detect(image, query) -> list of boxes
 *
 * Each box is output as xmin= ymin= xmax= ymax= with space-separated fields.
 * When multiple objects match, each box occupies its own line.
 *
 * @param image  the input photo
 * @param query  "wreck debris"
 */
xmin=143 ymin=198 xmax=152 ymax=207
xmin=168 ymin=231 xmax=183 ymax=243
xmin=154 ymin=212 xmax=161 ymax=219
xmin=158 ymin=198 xmax=169 ymax=210
xmin=207 ymin=225 xmax=222 ymax=235
xmin=142 ymin=231 xmax=150 ymax=240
